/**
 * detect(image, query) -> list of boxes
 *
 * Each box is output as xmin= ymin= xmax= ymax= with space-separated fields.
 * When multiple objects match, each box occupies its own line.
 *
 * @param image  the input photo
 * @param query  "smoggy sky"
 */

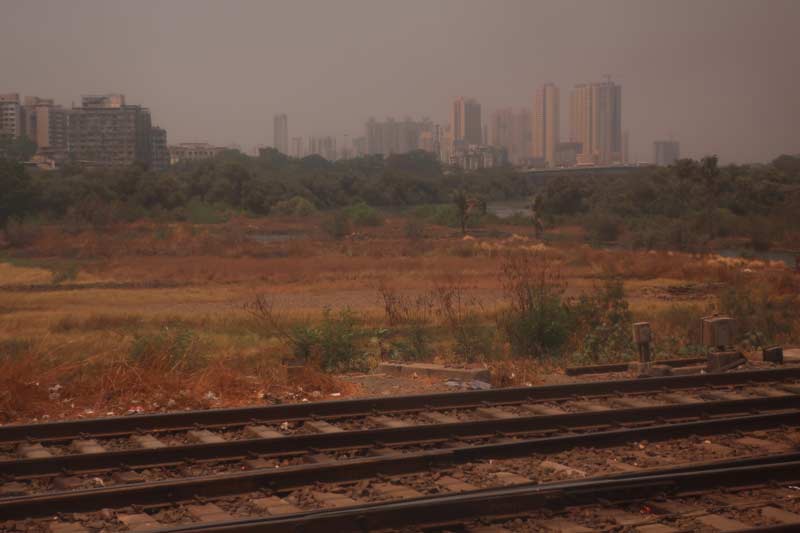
xmin=2 ymin=0 xmax=798 ymax=163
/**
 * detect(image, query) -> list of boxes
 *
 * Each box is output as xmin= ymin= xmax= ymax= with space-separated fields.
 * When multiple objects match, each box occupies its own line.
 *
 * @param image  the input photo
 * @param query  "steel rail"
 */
xmin=143 ymin=455 xmax=800 ymax=533
xmin=2 ymin=394 xmax=797 ymax=478
xmin=1 ymin=366 xmax=798 ymax=444
xmin=0 ymin=409 xmax=797 ymax=520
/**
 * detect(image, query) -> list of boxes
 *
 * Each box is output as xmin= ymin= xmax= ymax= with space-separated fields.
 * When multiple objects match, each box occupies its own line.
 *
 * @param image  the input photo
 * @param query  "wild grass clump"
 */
xmin=51 ymin=314 xmax=144 ymax=333
xmin=718 ymin=272 xmax=800 ymax=348
xmin=497 ymin=251 xmax=571 ymax=359
xmin=431 ymin=277 xmax=495 ymax=363
xmin=129 ymin=326 xmax=210 ymax=371
xmin=246 ymin=295 xmax=371 ymax=372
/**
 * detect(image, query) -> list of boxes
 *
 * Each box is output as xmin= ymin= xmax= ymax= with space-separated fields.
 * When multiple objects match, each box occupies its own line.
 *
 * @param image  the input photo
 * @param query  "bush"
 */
xmin=718 ymin=273 xmax=800 ymax=348
xmin=320 ymin=210 xmax=352 ymax=239
xmin=185 ymin=198 xmax=228 ymax=224
xmin=570 ymin=278 xmax=634 ymax=363
xmin=290 ymin=308 xmax=369 ymax=372
xmin=585 ymin=211 xmax=622 ymax=242
xmin=390 ymin=320 xmax=433 ymax=361
xmin=344 ymin=202 xmax=383 ymax=227
xmin=4 ymin=219 xmax=42 ymax=247
xmin=497 ymin=252 xmax=572 ymax=358
xmin=272 ymin=196 xmax=317 ymax=217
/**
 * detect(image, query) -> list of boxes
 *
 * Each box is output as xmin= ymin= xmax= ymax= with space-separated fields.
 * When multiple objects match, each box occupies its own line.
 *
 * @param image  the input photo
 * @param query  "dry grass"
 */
xmin=0 ymin=216 xmax=795 ymax=423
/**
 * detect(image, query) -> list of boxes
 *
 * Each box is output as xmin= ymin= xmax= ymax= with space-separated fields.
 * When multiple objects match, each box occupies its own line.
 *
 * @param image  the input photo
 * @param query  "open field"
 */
xmin=1 ymin=214 xmax=798 ymax=424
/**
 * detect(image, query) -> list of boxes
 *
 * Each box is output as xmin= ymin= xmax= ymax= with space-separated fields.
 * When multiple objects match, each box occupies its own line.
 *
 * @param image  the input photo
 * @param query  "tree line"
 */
xmin=2 ymin=146 xmax=799 ymax=251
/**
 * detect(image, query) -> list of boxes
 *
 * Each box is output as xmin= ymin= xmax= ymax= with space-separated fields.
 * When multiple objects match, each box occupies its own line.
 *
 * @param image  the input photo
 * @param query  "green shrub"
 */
xmin=571 ymin=278 xmax=635 ymax=363
xmin=4 ymin=219 xmax=42 ymax=247
xmin=289 ymin=308 xmax=369 ymax=372
xmin=585 ymin=211 xmax=622 ymax=242
xmin=320 ymin=210 xmax=352 ymax=239
xmin=344 ymin=202 xmax=383 ymax=227
xmin=718 ymin=274 xmax=799 ymax=348
xmin=185 ymin=198 xmax=228 ymax=224
xmin=451 ymin=313 xmax=495 ymax=362
xmin=390 ymin=320 xmax=433 ymax=361
xmin=497 ymin=252 xmax=572 ymax=358
xmin=272 ymin=196 xmax=317 ymax=217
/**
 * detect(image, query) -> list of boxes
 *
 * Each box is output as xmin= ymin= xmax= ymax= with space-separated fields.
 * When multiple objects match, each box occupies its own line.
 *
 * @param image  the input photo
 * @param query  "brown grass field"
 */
xmin=1 ymin=214 xmax=797 ymax=424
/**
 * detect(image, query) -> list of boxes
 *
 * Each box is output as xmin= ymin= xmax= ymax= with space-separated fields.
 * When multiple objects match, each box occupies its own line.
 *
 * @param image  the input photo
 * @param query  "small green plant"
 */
xmin=343 ymin=202 xmax=383 ymax=227
xmin=320 ymin=210 xmax=352 ymax=240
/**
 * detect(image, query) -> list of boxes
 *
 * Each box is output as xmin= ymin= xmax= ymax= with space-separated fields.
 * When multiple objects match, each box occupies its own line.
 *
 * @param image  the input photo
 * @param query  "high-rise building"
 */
xmin=570 ymin=79 xmax=622 ymax=165
xmin=622 ymin=130 xmax=630 ymax=163
xmin=150 ymin=127 xmax=169 ymax=171
xmin=290 ymin=136 xmax=304 ymax=158
xmin=490 ymin=108 xmax=531 ymax=165
xmin=450 ymin=97 xmax=482 ymax=145
xmin=68 ymin=94 xmax=153 ymax=166
xmin=308 ymin=135 xmax=337 ymax=160
xmin=273 ymin=113 xmax=288 ymax=154
xmin=532 ymin=83 xmax=561 ymax=167
xmin=22 ymin=96 xmax=68 ymax=158
xmin=365 ymin=117 xmax=431 ymax=156
xmin=0 ymin=93 xmax=23 ymax=138
xmin=653 ymin=140 xmax=680 ymax=166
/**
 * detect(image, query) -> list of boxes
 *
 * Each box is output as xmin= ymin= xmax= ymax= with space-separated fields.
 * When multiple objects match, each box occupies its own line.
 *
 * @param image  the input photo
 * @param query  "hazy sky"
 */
xmin=2 ymin=0 xmax=798 ymax=163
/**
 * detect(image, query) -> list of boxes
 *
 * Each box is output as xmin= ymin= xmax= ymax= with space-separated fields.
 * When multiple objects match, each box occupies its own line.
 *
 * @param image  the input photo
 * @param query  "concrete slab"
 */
xmin=377 ymin=362 xmax=490 ymax=382
xmin=252 ymin=496 xmax=302 ymax=515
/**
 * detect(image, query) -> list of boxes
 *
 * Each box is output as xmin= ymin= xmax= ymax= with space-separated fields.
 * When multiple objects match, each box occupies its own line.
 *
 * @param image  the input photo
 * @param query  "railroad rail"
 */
xmin=2 ymin=366 xmax=798 ymax=444
xmin=2 ymin=406 xmax=797 ymax=525
xmin=1 ymin=367 xmax=798 ymax=531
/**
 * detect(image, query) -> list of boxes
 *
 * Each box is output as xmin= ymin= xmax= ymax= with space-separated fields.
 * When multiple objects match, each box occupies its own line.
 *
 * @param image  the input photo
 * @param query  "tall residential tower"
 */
xmin=570 ymin=78 xmax=622 ymax=165
xmin=532 ymin=83 xmax=560 ymax=167
xmin=273 ymin=113 xmax=288 ymax=154
xmin=450 ymin=97 xmax=482 ymax=145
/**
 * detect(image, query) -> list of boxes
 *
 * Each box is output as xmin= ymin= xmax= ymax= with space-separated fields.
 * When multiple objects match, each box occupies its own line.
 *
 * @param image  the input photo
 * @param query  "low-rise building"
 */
xmin=168 ymin=142 xmax=224 ymax=165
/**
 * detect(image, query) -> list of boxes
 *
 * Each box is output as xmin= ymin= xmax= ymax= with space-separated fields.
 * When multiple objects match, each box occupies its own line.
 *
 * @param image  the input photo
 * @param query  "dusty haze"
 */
xmin=2 ymin=0 xmax=798 ymax=163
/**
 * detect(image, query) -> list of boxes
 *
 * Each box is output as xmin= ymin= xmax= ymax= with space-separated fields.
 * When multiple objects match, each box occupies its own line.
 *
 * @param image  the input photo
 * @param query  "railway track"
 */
xmin=1 ymin=367 xmax=798 ymax=531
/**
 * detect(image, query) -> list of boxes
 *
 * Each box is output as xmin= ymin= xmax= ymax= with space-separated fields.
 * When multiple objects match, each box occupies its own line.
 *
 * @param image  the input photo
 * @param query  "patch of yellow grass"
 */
xmin=0 ymin=262 xmax=52 ymax=284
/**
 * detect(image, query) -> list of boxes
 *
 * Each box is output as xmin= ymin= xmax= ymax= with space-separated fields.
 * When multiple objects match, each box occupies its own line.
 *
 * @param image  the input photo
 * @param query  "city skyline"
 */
xmin=2 ymin=0 xmax=798 ymax=163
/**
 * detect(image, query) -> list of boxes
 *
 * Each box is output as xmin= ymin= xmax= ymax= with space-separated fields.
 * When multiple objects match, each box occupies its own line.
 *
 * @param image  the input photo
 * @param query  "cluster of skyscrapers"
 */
xmin=3 ymin=79 xmax=680 ymax=171
xmin=269 ymin=77 xmax=634 ymax=170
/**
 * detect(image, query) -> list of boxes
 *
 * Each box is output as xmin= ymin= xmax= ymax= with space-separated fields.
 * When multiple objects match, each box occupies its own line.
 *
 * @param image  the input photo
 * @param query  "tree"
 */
xmin=452 ymin=189 xmax=486 ymax=235
xmin=0 ymin=135 xmax=37 ymax=162
xmin=0 ymin=159 xmax=35 ymax=230
xmin=700 ymin=155 xmax=720 ymax=240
